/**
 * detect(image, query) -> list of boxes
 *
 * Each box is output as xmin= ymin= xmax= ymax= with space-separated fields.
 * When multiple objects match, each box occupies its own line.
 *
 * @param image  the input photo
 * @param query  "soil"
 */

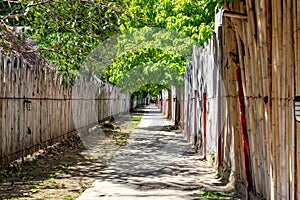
xmin=0 ymin=112 xmax=143 ymax=200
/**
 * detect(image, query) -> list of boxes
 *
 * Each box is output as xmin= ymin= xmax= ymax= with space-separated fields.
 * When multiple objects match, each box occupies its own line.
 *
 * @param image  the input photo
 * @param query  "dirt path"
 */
xmin=77 ymin=105 xmax=238 ymax=200
xmin=0 ymin=112 xmax=143 ymax=200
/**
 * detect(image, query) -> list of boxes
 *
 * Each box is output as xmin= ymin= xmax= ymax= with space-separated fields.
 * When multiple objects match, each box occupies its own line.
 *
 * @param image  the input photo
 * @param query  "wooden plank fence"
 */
xmin=183 ymin=27 xmax=223 ymax=158
xmin=0 ymin=52 xmax=131 ymax=166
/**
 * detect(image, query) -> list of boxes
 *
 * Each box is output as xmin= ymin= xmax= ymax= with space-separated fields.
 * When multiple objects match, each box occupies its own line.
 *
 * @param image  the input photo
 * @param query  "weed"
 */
xmin=62 ymin=194 xmax=80 ymax=200
xmin=210 ymin=152 xmax=215 ymax=162
xmin=199 ymin=190 xmax=231 ymax=199
xmin=55 ymin=164 xmax=76 ymax=173
xmin=29 ymin=182 xmax=40 ymax=189
xmin=194 ymin=177 xmax=201 ymax=182
xmin=215 ymin=171 xmax=221 ymax=179
xmin=46 ymin=178 xmax=56 ymax=186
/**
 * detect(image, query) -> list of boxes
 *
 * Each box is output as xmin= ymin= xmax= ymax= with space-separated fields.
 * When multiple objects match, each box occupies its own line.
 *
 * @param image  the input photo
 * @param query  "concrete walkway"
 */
xmin=77 ymin=105 xmax=233 ymax=200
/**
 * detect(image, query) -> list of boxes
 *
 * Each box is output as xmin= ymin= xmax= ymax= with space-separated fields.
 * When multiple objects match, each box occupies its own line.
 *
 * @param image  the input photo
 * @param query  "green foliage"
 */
xmin=1 ymin=0 xmax=218 ymax=90
xmin=211 ymin=151 xmax=215 ymax=161
xmin=98 ymin=0 xmax=218 ymax=93
xmin=62 ymin=194 xmax=80 ymax=200
xmin=199 ymin=190 xmax=231 ymax=198
xmin=216 ymin=0 xmax=233 ymax=6
xmin=82 ymin=26 xmax=193 ymax=92
xmin=123 ymin=0 xmax=217 ymax=46
xmin=1 ymin=0 xmax=126 ymax=82
xmin=103 ymin=48 xmax=185 ymax=87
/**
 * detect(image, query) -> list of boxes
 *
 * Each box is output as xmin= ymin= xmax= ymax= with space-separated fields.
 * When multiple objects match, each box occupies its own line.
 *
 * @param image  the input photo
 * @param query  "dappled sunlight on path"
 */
xmin=77 ymin=105 xmax=234 ymax=200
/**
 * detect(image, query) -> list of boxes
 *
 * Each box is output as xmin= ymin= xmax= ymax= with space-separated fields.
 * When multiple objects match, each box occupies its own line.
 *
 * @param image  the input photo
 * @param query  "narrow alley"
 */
xmin=77 ymin=105 xmax=236 ymax=200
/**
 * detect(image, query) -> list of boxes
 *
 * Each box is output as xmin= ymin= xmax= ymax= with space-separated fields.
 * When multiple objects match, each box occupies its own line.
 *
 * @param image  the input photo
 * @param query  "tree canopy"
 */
xmin=1 ymin=0 xmax=126 ymax=81
xmin=0 ymin=0 xmax=218 ymax=93
xmin=123 ymin=0 xmax=217 ymax=45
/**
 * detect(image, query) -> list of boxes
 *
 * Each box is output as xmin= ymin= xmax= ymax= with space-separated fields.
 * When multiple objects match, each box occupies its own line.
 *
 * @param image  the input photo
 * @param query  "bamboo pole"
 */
xmin=263 ymin=0 xmax=273 ymax=198
xmin=225 ymin=18 xmax=244 ymax=189
xmin=280 ymin=0 xmax=288 ymax=198
xmin=272 ymin=0 xmax=281 ymax=197
xmin=220 ymin=20 xmax=226 ymax=171
xmin=244 ymin=0 xmax=262 ymax=194
xmin=237 ymin=5 xmax=255 ymax=189
xmin=275 ymin=0 xmax=285 ymax=197
xmin=256 ymin=0 xmax=270 ymax=197
xmin=296 ymin=0 xmax=300 ymax=197
xmin=292 ymin=1 xmax=298 ymax=198
xmin=286 ymin=1 xmax=294 ymax=198
xmin=233 ymin=18 xmax=247 ymax=186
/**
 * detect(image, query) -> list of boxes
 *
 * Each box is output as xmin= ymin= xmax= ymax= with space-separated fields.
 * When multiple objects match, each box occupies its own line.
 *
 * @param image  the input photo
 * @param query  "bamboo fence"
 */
xmin=226 ymin=0 xmax=299 ymax=198
xmin=183 ymin=1 xmax=300 ymax=198
xmin=0 ymin=52 xmax=131 ymax=166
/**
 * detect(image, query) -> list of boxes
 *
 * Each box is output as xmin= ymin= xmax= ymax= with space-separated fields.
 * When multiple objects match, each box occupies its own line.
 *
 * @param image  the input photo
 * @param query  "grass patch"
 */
xmin=124 ymin=113 xmax=144 ymax=128
xmin=62 ymin=194 xmax=80 ymax=200
xmin=107 ymin=113 xmax=143 ymax=146
xmin=199 ymin=190 xmax=231 ymax=199
xmin=132 ymin=113 xmax=144 ymax=121
xmin=54 ymin=164 xmax=76 ymax=173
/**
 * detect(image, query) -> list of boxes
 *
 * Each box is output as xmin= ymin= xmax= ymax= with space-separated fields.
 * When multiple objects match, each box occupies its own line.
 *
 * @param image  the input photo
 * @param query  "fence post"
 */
xmin=186 ymin=93 xmax=190 ymax=139
xmin=194 ymin=90 xmax=197 ymax=147
xmin=236 ymin=67 xmax=253 ymax=192
xmin=217 ymin=79 xmax=222 ymax=168
xmin=203 ymin=92 xmax=207 ymax=159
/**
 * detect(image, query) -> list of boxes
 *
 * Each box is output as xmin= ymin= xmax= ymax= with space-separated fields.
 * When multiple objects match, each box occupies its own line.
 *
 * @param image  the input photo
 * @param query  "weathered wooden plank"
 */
xmin=0 ymin=53 xmax=4 ymax=163
xmin=2 ymin=57 xmax=8 ymax=164
xmin=19 ymin=61 xmax=26 ymax=161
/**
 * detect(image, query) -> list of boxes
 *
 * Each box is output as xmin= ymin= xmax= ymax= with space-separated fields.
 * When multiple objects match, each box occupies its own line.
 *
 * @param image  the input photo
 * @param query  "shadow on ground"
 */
xmin=0 ymin=112 xmax=141 ymax=200
xmin=78 ymin=105 xmax=238 ymax=200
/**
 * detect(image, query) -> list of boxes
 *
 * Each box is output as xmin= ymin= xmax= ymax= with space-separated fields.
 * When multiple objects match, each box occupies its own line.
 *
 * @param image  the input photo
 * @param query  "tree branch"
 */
xmin=1 ymin=0 xmax=52 ymax=20
xmin=2 ymin=0 xmax=52 ymax=6
xmin=2 ymin=13 xmax=26 ymax=19
xmin=1 ymin=0 xmax=20 ymax=3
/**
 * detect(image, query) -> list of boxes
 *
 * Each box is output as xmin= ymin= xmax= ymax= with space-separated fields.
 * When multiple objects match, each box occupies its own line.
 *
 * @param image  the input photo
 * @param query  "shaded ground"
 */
xmin=0 ymin=112 xmax=143 ymax=200
xmin=1 ymin=105 xmax=241 ymax=200
xmin=78 ymin=105 xmax=240 ymax=200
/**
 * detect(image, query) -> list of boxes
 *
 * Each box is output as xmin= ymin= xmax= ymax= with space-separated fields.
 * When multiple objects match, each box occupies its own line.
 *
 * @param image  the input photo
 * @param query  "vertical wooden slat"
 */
xmin=14 ymin=61 xmax=19 ymax=160
xmin=0 ymin=49 xmax=132 ymax=166
xmin=0 ymin=52 xmax=6 ymax=164
xmin=8 ymin=56 xmax=13 ymax=162
xmin=19 ymin=61 xmax=25 ymax=161
xmin=2 ymin=57 xmax=8 ymax=164
xmin=0 ymin=54 xmax=3 ymax=163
